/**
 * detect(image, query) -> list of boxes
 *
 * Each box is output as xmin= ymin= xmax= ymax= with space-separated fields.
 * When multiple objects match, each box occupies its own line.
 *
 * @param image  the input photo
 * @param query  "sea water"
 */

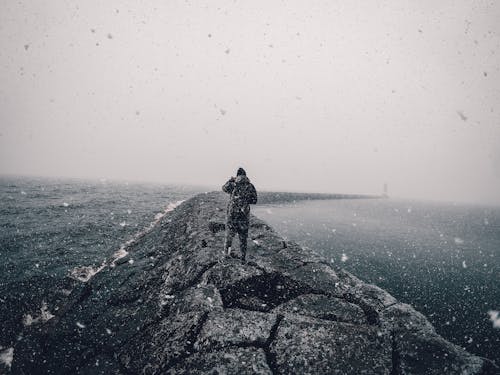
xmin=254 ymin=198 xmax=500 ymax=361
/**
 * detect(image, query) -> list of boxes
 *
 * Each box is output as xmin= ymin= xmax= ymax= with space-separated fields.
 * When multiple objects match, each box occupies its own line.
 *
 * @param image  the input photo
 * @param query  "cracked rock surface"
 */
xmin=9 ymin=192 xmax=499 ymax=374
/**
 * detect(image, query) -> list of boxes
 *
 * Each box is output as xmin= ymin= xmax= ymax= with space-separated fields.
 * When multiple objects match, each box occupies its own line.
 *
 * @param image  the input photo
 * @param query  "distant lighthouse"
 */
xmin=383 ymin=183 xmax=388 ymax=198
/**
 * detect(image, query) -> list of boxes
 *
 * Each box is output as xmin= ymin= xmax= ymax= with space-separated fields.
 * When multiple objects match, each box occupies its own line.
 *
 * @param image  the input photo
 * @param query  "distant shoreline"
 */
xmin=257 ymin=191 xmax=384 ymax=204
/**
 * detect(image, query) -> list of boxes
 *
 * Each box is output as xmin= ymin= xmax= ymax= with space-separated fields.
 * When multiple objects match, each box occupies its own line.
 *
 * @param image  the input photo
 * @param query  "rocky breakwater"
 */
xmin=5 ymin=192 xmax=498 ymax=374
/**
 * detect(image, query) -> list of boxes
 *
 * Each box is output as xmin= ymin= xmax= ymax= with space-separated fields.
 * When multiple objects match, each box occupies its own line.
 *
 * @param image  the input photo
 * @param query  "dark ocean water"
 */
xmin=253 ymin=198 xmax=500 ymax=361
xmin=0 ymin=176 xmax=202 ymax=285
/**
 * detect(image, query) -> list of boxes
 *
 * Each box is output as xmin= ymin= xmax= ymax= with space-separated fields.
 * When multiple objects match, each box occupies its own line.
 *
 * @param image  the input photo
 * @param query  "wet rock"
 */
xmin=118 ymin=311 xmax=207 ymax=374
xmin=159 ymin=245 xmax=220 ymax=293
xmin=168 ymin=284 xmax=223 ymax=315
xmin=286 ymin=262 xmax=341 ymax=295
xmin=270 ymin=315 xmax=392 ymax=374
xmin=209 ymin=261 xmax=312 ymax=312
xmin=277 ymin=241 xmax=325 ymax=265
xmin=194 ymin=308 xmax=276 ymax=350
xmin=78 ymin=354 xmax=122 ymax=375
xmin=208 ymin=221 xmax=225 ymax=233
xmin=165 ymin=347 xmax=272 ymax=375
xmin=274 ymin=293 xmax=366 ymax=324
xmin=380 ymin=302 xmax=435 ymax=334
xmin=393 ymin=331 xmax=491 ymax=375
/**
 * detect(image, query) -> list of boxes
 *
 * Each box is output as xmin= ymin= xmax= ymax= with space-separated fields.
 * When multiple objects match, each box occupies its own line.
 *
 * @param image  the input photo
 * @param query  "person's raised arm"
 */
xmin=222 ymin=177 xmax=235 ymax=194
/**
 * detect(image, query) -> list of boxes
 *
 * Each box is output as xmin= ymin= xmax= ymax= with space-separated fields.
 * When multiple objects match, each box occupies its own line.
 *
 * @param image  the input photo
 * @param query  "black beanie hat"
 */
xmin=237 ymin=167 xmax=246 ymax=176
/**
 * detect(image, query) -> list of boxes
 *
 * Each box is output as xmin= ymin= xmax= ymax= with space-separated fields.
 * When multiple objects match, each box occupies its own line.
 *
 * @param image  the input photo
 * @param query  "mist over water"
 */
xmin=254 ymin=198 xmax=500 ymax=360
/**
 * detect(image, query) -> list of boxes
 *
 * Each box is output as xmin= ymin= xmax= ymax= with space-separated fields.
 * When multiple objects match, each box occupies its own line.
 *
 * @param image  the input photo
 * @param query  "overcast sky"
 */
xmin=1 ymin=1 xmax=499 ymax=204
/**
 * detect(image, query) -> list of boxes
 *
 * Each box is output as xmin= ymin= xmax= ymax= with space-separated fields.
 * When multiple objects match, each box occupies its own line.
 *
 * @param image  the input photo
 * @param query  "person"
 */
xmin=222 ymin=168 xmax=257 ymax=261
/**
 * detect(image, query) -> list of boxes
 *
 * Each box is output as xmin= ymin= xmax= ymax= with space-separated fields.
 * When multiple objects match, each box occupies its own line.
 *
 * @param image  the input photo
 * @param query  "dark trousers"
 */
xmin=224 ymin=224 xmax=248 ymax=260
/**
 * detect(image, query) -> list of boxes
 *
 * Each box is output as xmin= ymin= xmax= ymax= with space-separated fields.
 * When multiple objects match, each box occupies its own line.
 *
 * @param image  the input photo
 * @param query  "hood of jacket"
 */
xmin=235 ymin=175 xmax=250 ymax=184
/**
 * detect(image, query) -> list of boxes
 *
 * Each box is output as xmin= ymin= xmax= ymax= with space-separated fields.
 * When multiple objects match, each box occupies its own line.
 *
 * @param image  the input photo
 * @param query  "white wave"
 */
xmin=110 ymin=248 xmax=129 ymax=268
xmin=69 ymin=200 xmax=184 ymax=282
xmin=0 ymin=347 xmax=14 ymax=369
xmin=22 ymin=301 xmax=55 ymax=326
xmin=70 ymin=263 xmax=106 ymax=282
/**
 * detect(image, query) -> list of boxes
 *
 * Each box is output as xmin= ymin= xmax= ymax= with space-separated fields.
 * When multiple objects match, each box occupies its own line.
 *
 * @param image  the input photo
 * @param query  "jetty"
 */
xmin=6 ymin=192 xmax=498 ymax=374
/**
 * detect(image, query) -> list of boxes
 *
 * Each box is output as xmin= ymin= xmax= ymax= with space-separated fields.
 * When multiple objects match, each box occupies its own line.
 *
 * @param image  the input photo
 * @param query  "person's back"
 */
xmin=222 ymin=168 xmax=257 ymax=260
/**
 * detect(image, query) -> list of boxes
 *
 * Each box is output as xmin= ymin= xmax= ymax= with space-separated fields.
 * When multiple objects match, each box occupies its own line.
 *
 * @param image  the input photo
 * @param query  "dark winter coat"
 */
xmin=222 ymin=175 xmax=257 ymax=231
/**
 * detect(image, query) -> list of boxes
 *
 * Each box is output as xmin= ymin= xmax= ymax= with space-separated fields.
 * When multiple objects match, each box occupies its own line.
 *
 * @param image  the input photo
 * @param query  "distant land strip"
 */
xmin=257 ymin=191 xmax=384 ymax=204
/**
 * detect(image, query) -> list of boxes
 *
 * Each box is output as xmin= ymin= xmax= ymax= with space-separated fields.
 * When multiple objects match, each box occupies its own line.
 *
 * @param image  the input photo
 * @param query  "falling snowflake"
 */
xmin=0 ymin=347 xmax=14 ymax=369
xmin=487 ymin=311 xmax=500 ymax=328
xmin=456 ymin=111 xmax=467 ymax=121
xmin=341 ymin=253 xmax=349 ymax=262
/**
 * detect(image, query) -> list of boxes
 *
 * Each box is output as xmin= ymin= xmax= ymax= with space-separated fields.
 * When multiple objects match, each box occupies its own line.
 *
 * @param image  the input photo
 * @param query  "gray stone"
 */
xmin=394 ymin=331 xmax=491 ymax=375
xmin=270 ymin=315 xmax=392 ymax=374
xmin=165 ymin=347 xmax=272 ymax=375
xmin=168 ymin=284 xmax=223 ymax=315
xmin=286 ymin=262 xmax=342 ymax=295
xmin=380 ymin=302 xmax=435 ymax=334
xmin=118 ymin=311 xmax=207 ymax=374
xmin=194 ymin=308 xmax=276 ymax=350
xmin=274 ymin=293 xmax=367 ymax=324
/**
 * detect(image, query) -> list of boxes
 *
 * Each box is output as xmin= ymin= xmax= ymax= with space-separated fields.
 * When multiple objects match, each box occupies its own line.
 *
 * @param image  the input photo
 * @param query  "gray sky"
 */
xmin=1 ymin=1 xmax=499 ymax=204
